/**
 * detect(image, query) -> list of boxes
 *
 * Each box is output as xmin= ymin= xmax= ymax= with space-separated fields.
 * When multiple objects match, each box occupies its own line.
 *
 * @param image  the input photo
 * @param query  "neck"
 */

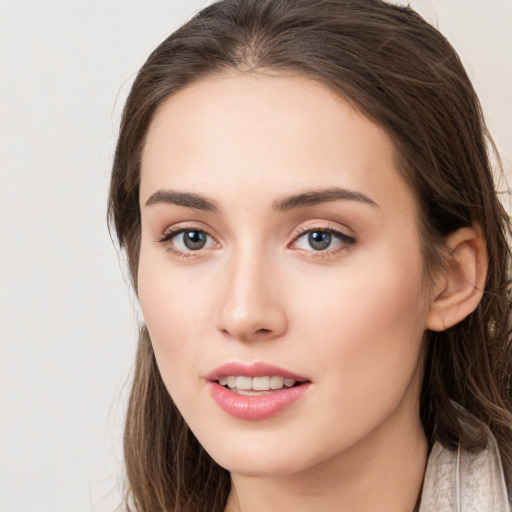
xmin=225 ymin=398 xmax=428 ymax=512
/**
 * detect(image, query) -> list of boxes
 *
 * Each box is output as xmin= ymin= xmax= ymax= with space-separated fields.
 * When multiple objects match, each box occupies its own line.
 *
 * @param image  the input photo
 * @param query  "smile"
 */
xmin=207 ymin=363 xmax=311 ymax=420
xmin=218 ymin=375 xmax=297 ymax=395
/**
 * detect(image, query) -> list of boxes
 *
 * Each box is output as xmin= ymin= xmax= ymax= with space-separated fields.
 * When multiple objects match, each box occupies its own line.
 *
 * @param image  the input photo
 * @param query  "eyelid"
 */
xmin=156 ymin=222 xmax=220 ymax=257
xmin=158 ymin=221 xmax=215 ymax=242
xmin=291 ymin=221 xmax=356 ymax=241
xmin=289 ymin=221 xmax=357 ymax=256
xmin=155 ymin=220 xmax=356 ymax=259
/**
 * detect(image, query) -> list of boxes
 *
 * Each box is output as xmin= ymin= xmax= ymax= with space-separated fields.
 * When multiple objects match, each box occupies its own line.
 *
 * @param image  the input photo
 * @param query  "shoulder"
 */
xmin=419 ymin=426 xmax=510 ymax=510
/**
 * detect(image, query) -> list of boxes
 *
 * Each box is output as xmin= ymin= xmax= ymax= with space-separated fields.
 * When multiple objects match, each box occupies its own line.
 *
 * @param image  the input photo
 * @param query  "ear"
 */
xmin=426 ymin=226 xmax=488 ymax=332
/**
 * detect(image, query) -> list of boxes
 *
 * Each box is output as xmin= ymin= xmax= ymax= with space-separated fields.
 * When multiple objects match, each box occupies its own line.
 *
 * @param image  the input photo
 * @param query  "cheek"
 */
xmin=137 ymin=249 xmax=212 ymax=391
xmin=292 ymin=246 xmax=428 ymax=399
xmin=138 ymin=240 xmax=209 ymax=328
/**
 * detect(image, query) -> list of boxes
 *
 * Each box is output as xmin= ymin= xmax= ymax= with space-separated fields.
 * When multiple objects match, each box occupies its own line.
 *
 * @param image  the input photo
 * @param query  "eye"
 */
xmin=292 ymin=227 xmax=356 ymax=254
xmin=304 ymin=231 xmax=333 ymax=251
xmin=175 ymin=230 xmax=211 ymax=250
xmin=158 ymin=227 xmax=217 ymax=255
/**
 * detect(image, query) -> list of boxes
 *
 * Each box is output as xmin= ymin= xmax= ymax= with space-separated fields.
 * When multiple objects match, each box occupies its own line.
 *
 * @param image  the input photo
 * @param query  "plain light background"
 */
xmin=0 ymin=1 xmax=510 ymax=511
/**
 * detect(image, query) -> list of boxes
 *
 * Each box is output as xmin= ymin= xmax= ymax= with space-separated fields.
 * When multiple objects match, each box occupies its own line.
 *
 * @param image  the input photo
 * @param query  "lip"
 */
xmin=205 ymin=362 xmax=309 ymax=382
xmin=206 ymin=362 xmax=311 ymax=420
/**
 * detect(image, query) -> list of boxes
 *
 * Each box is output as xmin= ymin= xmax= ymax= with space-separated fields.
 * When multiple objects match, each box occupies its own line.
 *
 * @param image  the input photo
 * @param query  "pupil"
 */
xmin=184 ymin=231 xmax=206 ymax=250
xmin=308 ymin=231 xmax=331 ymax=250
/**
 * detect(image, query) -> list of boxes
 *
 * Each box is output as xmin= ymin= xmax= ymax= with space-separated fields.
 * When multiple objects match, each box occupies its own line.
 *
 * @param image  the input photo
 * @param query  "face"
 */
xmin=138 ymin=73 xmax=432 ymax=478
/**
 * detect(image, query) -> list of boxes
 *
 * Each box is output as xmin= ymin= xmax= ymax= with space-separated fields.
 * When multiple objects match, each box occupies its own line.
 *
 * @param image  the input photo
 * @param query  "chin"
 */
xmin=197 ymin=428 xmax=333 ymax=479
xmin=213 ymin=452 xmax=305 ymax=478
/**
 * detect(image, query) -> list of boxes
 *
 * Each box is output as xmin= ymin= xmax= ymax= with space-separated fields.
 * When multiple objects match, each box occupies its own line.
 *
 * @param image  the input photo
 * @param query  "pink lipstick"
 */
xmin=206 ymin=363 xmax=311 ymax=420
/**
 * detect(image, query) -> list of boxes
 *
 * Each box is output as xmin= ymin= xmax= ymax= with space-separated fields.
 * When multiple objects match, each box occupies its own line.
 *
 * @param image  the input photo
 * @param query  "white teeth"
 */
xmin=236 ymin=376 xmax=252 ymax=390
xmin=252 ymin=376 xmax=270 ymax=390
xmin=270 ymin=376 xmax=285 ymax=389
xmin=219 ymin=375 xmax=297 ymax=391
xmin=236 ymin=389 xmax=272 ymax=396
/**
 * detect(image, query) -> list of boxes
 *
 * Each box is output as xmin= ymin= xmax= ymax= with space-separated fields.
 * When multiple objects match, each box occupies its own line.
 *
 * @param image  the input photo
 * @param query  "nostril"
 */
xmin=216 ymin=299 xmax=288 ymax=341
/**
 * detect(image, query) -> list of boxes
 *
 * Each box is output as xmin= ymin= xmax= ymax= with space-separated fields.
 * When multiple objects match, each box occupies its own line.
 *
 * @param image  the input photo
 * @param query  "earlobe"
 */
xmin=426 ymin=226 xmax=488 ymax=332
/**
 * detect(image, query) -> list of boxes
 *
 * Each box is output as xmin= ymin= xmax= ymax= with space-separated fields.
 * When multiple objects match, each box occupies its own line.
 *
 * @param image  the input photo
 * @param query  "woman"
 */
xmin=108 ymin=0 xmax=512 ymax=510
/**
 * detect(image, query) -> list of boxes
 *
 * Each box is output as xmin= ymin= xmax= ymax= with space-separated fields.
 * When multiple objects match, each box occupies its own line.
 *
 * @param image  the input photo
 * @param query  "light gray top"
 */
xmin=419 ymin=426 xmax=510 ymax=511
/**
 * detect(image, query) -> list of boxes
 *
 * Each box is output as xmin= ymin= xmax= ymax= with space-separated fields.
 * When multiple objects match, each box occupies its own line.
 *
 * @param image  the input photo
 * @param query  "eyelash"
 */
xmin=290 ymin=224 xmax=357 ymax=258
xmin=157 ymin=223 xmax=217 ymax=258
xmin=157 ymin=223 xmax=357 ymax=260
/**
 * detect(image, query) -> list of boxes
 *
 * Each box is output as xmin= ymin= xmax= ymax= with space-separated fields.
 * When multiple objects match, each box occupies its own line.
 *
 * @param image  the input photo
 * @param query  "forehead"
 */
xmin=140 ymin=72 xmax=417 ymax=220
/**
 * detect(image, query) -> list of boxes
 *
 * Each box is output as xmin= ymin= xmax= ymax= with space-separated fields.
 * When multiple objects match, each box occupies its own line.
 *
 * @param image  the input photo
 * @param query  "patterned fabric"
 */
xmin=419 ymin=428 xmax=510 ymax=511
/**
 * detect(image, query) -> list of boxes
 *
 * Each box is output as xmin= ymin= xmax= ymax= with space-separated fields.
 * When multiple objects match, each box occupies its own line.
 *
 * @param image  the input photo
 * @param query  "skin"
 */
xmin=137 ymin=72 xmax=483 ymax=512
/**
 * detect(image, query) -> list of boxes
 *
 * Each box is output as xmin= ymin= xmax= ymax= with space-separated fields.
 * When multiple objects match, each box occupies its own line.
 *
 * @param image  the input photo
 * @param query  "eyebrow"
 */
xmin=145 ymin=190 xmax=220 ymax=212
xmin=272 ymin=187 xmax=378 ymax=212
xmin=144 ymin=186 xmax=378 ymax=212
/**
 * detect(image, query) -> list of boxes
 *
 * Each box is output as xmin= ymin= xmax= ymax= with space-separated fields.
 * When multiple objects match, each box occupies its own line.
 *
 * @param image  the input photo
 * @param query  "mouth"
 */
xmin=217 ymin=375 xmax=300 ymax=396
xmin=206 ymin=363 xmax=311 ymax=420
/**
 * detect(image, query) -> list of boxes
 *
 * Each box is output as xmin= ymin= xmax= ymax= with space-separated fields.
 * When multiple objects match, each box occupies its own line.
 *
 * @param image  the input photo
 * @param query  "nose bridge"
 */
xmin=216 ymin=240 xmax=287 ymax=341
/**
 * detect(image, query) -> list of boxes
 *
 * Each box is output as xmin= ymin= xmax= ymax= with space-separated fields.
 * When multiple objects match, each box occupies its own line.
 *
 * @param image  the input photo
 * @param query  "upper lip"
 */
xmin=205 ymin=362 xmax=310 ymax=382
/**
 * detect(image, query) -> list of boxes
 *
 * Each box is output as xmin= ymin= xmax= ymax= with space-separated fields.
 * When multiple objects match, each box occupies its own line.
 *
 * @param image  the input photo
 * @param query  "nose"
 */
xmin=215 ymin=249 xmax=288 ymax=342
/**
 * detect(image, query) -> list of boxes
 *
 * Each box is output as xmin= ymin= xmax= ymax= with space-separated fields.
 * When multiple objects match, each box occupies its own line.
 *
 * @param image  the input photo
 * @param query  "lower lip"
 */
xmin=208 ymin=382 xmax=310 ymax=420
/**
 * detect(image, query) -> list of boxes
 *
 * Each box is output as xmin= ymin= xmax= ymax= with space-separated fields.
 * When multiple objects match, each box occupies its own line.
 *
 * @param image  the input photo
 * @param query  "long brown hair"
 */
xmin=108 ymin=1 xmax=512 ymax=510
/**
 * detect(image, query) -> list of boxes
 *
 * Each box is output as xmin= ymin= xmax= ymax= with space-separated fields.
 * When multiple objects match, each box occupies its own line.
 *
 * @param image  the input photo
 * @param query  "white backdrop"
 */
xmin=1 ymin=1 xmax=510 ymax=511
